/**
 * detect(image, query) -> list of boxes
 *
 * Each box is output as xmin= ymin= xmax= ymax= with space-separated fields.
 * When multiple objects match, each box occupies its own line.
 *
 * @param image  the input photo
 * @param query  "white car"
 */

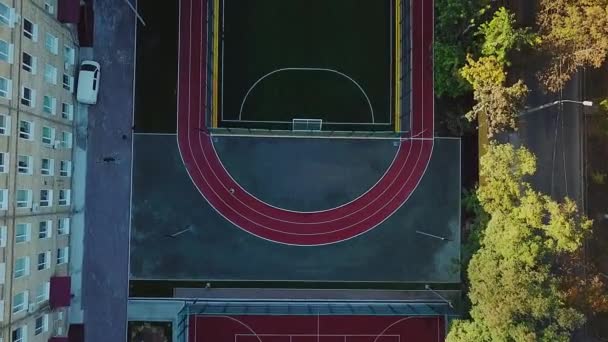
xmin=76 ymin=60 xmax=100 ymax=105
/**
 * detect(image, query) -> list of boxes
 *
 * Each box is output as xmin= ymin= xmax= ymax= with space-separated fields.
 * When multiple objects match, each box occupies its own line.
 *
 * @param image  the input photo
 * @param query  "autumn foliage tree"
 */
xmin=458 ymin=8 xmax=536 ymax=137
xmin=537 ymin=0 xmax=608 ymax=92
xmin=447 ymin=143 xmax=605 ymax=342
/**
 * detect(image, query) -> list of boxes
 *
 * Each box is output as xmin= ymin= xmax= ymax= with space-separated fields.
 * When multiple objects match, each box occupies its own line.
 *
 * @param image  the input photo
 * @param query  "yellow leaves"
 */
xmin=537 ymin=0 xmax=608 ymax=91
xmin=460 ymin=55 xmax=506 ymax=90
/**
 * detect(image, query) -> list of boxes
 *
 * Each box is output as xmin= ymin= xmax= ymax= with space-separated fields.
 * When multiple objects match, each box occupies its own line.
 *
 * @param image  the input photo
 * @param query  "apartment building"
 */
xmin=0 ymin=0 xmax=77 ymax=341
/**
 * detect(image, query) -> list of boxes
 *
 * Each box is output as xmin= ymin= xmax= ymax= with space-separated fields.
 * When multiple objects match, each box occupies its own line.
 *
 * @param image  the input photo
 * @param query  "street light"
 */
xmin=519 ymin=100 xmax=593 ymax=117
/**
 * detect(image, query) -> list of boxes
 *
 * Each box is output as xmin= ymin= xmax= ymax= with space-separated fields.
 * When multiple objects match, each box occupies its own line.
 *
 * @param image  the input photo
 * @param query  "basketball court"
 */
xmin=189 ymin=315 xmax=445 ymax=342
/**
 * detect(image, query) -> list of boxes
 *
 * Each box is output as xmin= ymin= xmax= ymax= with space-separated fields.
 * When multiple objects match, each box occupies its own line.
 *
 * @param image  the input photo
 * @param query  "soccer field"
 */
xmin=219 ymin=0 xmax=395 ymax=131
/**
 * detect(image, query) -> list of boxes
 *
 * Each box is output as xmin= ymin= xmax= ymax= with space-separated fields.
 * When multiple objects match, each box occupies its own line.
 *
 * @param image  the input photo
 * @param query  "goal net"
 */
xmin=292 ymin=118 xmax=323 ymax=132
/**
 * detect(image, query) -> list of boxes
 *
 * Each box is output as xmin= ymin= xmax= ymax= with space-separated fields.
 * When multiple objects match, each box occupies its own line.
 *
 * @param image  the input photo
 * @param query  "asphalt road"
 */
xmin=508 ymin=0 xmax=583 ymax=206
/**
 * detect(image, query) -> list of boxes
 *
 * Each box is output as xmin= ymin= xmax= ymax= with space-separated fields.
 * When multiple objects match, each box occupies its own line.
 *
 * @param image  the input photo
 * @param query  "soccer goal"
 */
xmin=292 ymin=118 xmax=323 ymax=132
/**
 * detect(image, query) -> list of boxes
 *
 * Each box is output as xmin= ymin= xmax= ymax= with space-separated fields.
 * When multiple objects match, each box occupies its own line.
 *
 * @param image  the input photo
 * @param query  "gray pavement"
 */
xmin=81 ymin=0 xmax=136 ymax=341
xmin=130 ymin=135 xmax=461 ymax=282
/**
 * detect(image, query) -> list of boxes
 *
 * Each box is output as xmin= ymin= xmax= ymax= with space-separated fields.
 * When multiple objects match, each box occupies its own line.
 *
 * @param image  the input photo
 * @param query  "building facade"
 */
xmin=0 ymin=0 xmax=77 ymax=341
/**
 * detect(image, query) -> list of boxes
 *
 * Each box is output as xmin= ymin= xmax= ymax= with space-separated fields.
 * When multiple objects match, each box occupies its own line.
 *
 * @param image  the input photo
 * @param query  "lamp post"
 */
xmin=519 ymin=100 xmax=593 ymax=117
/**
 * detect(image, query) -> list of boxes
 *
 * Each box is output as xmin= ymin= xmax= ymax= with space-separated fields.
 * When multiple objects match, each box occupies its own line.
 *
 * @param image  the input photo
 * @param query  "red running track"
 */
xmin=189 ymin=315 xmax=445 ymax=342
xmin=177 ymin=0 xmax=434 ymax=245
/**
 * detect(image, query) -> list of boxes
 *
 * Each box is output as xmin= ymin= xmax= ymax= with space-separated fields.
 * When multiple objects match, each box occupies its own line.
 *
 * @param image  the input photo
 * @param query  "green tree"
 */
xmin=434 ymin=0 xmax=492 ymax=98
xmin=448 ymin=144 xmax=596 ymax=342
xmin=537 ymin=0 xmax=608 ymax=92
xmin=434 ymin=41 xmax=470 ymax=98
xmin=477 ymin=7 xmax=539 ymax=64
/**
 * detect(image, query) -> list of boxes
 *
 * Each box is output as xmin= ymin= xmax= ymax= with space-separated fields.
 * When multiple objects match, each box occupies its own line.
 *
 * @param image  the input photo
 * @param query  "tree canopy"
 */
xmin=460 ymin=55 xmax=528 ymax=137
xmin=537 ymin=0 xmax=608 ymax=91
xmin=447 ymin=143 xmax=597 ymax=342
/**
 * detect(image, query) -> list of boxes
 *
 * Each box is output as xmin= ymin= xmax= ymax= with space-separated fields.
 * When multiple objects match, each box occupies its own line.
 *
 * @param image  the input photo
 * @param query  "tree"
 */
xmin=477 ymin=7 xmax=539 ymax=64
xmin=537 ymin=0 xmax=608 ymax=92
xmin=460 ymin=56 xmax=529 ymax=137
xmin=447 ymin=144 xmax=598 ymax=342
xmin=434 ymin=41 xmax=470 ymax=98
xmin=434 ymin=0 xmax=492 ymax=98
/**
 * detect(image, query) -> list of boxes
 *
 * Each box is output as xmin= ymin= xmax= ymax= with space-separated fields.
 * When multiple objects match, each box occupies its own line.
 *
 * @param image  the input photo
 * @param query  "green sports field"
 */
xmin=219 ymin=0 xmax=394 ymax=131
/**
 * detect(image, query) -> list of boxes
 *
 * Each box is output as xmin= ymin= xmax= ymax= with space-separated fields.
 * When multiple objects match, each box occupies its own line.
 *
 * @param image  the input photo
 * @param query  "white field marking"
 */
xmin=238 ymin=68 xmax=375 ymax=123
xmin=210 ymin=132 xmax=431 ymax=141
xmin=390 ymin=0 xmax=393 ymax=125
xmin=127 ymin=0 xmax=139 ymax=337
xmin=235 ymin=334 xmax=400 ymax=340
xmin=372 ymin=317 xmax=416 ymax=342
xmin=221 ymin=0 xmax=225 ymax=122
xmin=133 ymin=132 xmax=177 ymax=136
xmin=176 ymin=0 xmax=435 ymax=245
xmin=204 ymin=316 xmax=263 ymax=342
xmin=221 ymin=119 xmax=391 ymax=125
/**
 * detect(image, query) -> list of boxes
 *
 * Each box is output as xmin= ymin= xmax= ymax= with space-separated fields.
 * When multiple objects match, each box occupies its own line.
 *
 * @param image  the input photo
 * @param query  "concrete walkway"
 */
xmin=81 ymin=0 xmax=137 ymax=341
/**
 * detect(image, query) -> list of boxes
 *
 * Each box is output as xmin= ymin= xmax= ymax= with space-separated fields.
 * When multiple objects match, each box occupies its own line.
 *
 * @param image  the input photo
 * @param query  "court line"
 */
xmin=372 ymin=317 xmax=415 ymax=342
xmin=211 ymin=133 xmax=431 ymax=141
xmin=237 ymin=68 xmax=376 ymax=123
xmin=222 ymin=119 xmax=391 ymax=125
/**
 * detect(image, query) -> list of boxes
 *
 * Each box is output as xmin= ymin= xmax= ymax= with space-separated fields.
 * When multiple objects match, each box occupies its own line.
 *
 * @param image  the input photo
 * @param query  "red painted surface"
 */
xmin=49 ymin=276 xmax=71 ymax=309
xmin=189 ymin=315 xmax=444 ymax=342
xmin=177 ymin=0 xmax=434 ymax=245
xmin=57 ymin=0 xmax=80 ymax=23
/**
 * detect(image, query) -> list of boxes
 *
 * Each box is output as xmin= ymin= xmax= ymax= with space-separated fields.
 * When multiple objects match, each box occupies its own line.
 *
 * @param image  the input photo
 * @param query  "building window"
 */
xmin=60 ymin=131 xmax=72 ymax=148
xmin=20 ymin=86 xmax=35 ymax=108
xmin=18 ymin=120 xmax=33 ymax=140
xmin=61 ymin=102 xmax=73 ymax=120
xmin=0 ymin=189 xmax=7 ymax=210
xmin=0 ymin=3 xmax=13 ymax=27
xmin=0 ymin=39 xmax=12 ymax=63
xmin=22 ymin=52 xmax=36 ymax=74
xmin=64 ymin=45 xmax=75 ymax=65
xmin=23 ymin=18 xmax=37 ymax=41
xmin=16 ymin=189 xmax=32 ymax=209
xmin=44 ymin=1 xmax=55 ymax=15
xmin=35 ymin=314 xmax=49 ymax=335
xmin=37 ymin=251 xmax=50 ymax=270
xmin=39 ymin=220 xmax=52 ymax=238
xmin=17 ymin=155 xmax=32 ymax=174
xmin=41 ymin=158 xmax=54 ymax=176
xmin=39 ymin=190 xmax=53 ymax=207
xmin=0 ymin=76 xmax=11 ymax=98
xmin=43 ymin=95 xmax=56 ymax=115
xmin=15 ymin=223 xmax=31 ymax=243
xmin=12 ymin=291 xmax=27 ymax=313
xmin=44 ymin=64 xmax=57 ymax=85
xmin=0 ymin=152 xmax=8 ymax=173
xmin=0 ymin=225 xmax=6 ymax=246
xmin=13 ymin=256 xmax=29 ymax=278
xmin=45 ymin=33 xmax=58 ymax=55
xmin=57 ymin=247 xmax=68 ymax=264
xmin=59 ymin=160 xmax=71 ymax=177
xmin=35 ymin=281 xmax=50 ymax=303
xmin=58 ymin=189 xmax=70 ymax=206
xmin=12 ymin=326 xmax=26 ymax=342
xmin=62 ymin=74 xmax=73 ymax=92
xmin=41 ymin=126 xmax=55 ymax=145
xmin=58 ymin=217 xmax=70 ymax=235
xmin=0 ymin=114 xmax=9 ymax=135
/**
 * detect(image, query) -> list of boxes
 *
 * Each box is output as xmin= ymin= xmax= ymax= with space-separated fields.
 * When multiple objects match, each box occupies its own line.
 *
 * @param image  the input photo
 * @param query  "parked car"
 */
xmin=76 ymin=60 xmax=100 ymax=104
